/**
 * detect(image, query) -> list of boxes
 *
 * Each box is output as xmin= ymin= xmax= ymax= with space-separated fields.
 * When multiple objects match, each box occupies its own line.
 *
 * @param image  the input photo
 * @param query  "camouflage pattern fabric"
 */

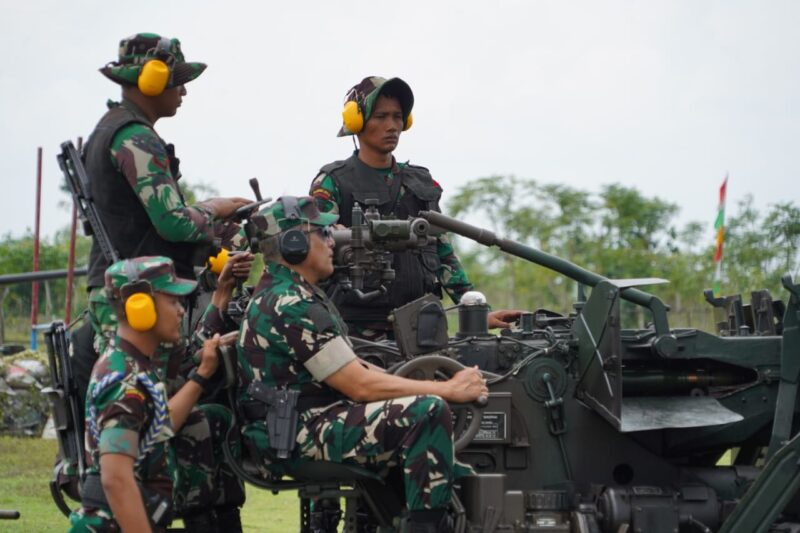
xmin=109 ymin=119 xmax=244 ymax=246
xmin=100 ymin=32 xmax=206 ymax=89
xmin=173 ymin=403 xmax=245 ymax=512
xmin=85 ymin=279 xmax=245 ymax=516
xmin=237 ymin=262 xmax=458 ymax=510
xmin=310 ymin=167 xmax=474 ymax=340
xmin=69 ymin=337 xmax=175 ymax=532
xmin=104 ymin=256 xmax=197 ymax=297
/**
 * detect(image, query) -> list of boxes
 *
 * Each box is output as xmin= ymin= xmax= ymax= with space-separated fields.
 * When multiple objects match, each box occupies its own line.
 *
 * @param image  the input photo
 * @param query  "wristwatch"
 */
xmin=188 ymin=368 xmax=213 ymax=393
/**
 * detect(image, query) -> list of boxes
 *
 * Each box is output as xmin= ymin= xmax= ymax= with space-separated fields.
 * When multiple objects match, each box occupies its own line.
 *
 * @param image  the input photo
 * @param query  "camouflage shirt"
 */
xmin=310 ymin=162 xmax=473 ymax=303
xmin=107 ymin=99 xmax=243 ymax=248
xmin=83 ymin=337 xmax=175 ymax=501
xmin=237 ymin=262 xmax=355 ymax=402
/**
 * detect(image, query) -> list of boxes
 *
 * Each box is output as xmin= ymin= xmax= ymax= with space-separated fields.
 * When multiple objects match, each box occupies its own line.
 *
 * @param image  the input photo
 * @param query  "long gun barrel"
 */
xmin=419 ymin=210 xmax=671 ymax=334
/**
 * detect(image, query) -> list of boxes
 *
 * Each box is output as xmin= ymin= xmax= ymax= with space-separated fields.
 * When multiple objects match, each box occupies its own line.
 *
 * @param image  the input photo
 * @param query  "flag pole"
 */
xmin=713 ymin=174 xmax=728 ymax=296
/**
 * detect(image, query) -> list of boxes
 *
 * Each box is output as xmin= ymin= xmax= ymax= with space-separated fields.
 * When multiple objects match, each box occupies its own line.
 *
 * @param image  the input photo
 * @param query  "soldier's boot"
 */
xmin=404 ymin=509 xmax=452 ymax=533
xmin=181 ymin=509 xmax=217 ymax=533
xmin=214 ymin=505 xmax=242 ymax=533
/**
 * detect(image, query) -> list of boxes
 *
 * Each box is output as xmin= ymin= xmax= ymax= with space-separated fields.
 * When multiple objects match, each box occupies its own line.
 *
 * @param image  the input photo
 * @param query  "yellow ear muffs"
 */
xmin=125 ymin=292 xmax=158 ymax=332
xmin=207 ymin=248 xmax=230 ymax=275
xmin=404 ymin=112 xmax=413 ymax=131
xmin=138 ymin=59 xmax=171 ymax=96
xmin=342 ymin=100 xmax=364 ymax=134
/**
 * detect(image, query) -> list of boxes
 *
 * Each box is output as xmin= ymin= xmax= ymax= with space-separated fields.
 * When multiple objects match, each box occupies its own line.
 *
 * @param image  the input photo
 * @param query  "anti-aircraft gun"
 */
xmin=292 ymin=201 xmax=800 ymax=531
xmin=372 ymin=209 xmax=800 ymax=533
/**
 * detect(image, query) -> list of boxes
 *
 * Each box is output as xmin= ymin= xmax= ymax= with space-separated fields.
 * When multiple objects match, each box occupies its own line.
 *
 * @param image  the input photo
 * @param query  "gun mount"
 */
xmin=328 ymin=200 xmax=433 ymax=302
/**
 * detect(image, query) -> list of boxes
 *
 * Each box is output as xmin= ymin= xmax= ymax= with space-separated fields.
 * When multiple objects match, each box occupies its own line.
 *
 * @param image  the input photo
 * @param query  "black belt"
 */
xmin=241 ymin=394 xmax=341 ymax=421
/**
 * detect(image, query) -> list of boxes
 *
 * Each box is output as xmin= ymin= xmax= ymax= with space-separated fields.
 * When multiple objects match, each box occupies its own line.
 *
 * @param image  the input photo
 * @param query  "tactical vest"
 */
xmin=320 ymin=153 xmax=443 ymax=327
xmin=84 ymin=100 xmax=202 ymax=288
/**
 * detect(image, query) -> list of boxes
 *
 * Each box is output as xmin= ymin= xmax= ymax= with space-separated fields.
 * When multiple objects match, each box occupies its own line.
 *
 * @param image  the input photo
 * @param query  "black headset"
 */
xmin=278 ymin=196 xmax=310 ymax=265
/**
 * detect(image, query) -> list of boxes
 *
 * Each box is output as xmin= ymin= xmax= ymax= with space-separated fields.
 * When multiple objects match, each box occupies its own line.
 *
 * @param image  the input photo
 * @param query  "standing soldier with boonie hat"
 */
xmin=76 ymin=33 xmax=249 ymax=532
xmin=69 ymin=257 xmax=220 ymax=533
xmin=84 ymin=32 xmax=251 ymax=354
xmin=310 ymin=77 xmax=521 ymax=341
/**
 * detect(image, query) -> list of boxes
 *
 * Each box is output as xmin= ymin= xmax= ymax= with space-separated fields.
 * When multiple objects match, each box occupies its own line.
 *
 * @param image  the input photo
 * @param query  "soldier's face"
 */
xmin=303 ymin=228 xmax=335 ymax=282
xmin=152 ymin=292 xmax=185 ymax=343
xmin=152 ymin=85 xmax=186 ymax=118
xmin=359 ymin=95 xmax=403 ymax=155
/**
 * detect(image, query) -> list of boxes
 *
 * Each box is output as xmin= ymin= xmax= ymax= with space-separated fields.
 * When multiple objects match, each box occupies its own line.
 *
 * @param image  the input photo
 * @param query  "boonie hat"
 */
xmin=100 ymin=32 xmax=206 ymax=89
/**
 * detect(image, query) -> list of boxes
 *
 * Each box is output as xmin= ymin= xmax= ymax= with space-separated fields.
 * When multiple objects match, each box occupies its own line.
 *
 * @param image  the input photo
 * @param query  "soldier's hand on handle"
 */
xmin=198 ymin=333 xmax=221 ymax=379
xmin=218 ymin=251 xmax=254 ymax=290
xmin=488 ymin=309 xmax=524 ymax=329
xmin=201 ymin=197 xmax=253 ymax=219
xmin=443 ymin=366 xmax=488 ymax=404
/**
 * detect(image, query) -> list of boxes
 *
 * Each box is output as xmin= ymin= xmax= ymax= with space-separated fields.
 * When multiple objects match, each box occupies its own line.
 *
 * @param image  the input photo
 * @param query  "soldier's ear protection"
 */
xmin=341 ymin=89 xmax=413 ymax=135
xmin=278 ymin=196 xmax=310 ymax=265
xmin=138 ymin=37 xmax=176 ymax=97
xmin=119 ymin=260 xmax=158 ymax=331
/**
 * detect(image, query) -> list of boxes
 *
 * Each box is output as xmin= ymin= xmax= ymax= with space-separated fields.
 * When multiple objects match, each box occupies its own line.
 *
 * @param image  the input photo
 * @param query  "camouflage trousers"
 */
xmin=86 ymin=287 xmax=244 ymax=514
xmin=173 ymin=403 xmax=245 ymax=513
xmin=245 ymin=395 xmax=456 ymax=511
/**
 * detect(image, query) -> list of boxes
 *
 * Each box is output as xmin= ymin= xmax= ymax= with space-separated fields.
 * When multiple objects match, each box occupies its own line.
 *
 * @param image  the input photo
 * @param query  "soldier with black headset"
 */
xmin=237 ymin=196 xmax=488 ymax=533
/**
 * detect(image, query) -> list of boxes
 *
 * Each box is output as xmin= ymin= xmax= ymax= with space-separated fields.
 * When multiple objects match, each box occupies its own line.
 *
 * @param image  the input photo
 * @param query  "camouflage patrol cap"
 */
xmin=258 ymin=196 xmax=339 ymax=237
xmin=338 ymin=76 xmax=414 ymax=137
xmin=104 ymin=256 xmax=197 ymax=297
xmin=100 ymin=33 xmax=207 ymax=89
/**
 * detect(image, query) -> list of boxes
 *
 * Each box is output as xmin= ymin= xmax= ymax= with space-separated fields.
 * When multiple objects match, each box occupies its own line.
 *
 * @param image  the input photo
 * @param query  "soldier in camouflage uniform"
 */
xmin=310 ymin=76 xmax=520 ymax=341
xmin=75 ymin=33 xmax=249 ymax=531
xmin=69 ymin=257 xmax=220 ymax=533
xmin=237 ymin=197 xmax=488 ymax=532
xmin=83 ymin=32 xmax=249 ymax=354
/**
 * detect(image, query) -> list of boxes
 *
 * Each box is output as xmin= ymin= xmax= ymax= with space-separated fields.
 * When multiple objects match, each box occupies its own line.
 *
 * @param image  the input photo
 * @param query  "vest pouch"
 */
xmin=419 ymin=249 xmax=443 ymax=296
xmin=352 ymin=189 xmax=392 ymax=209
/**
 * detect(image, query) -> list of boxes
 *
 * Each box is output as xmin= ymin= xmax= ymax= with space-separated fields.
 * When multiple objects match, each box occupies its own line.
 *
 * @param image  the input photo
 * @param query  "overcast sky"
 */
xmin=2 ymin=1 xmax=798 ymax=245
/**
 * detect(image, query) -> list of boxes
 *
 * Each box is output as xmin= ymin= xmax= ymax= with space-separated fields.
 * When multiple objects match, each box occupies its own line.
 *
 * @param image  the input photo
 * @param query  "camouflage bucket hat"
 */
xmin=338 ymin=76 xmax=414 ymax=137
xmin=100 ymin=32 xmax=207 ymax=89
xmin=256 ymin=196 xmax=339 ymax=237
xmin=105 ymin=256 xmax=197 ymax=297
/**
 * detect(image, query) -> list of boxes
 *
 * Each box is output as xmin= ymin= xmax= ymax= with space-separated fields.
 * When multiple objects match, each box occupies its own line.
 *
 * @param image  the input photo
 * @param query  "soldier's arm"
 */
xmin=169 ymin=335 xmax=220 ymax=430
xmin=427 ymin=179 xmax=474 ymax=303
xmin=325 ymin=350 xmax=488 ymax=403
xmin=309 ymin=173 xmax=342 ymax=215
xmin=110 ymin=123 xmax=221 ymax=243
xmin=94 ymin=380 xmax=157 ymax=531
xmin=436 ymin=234 xmax=475 ymax=304
xmin=99 ymin=453 xmax=151 ymax=532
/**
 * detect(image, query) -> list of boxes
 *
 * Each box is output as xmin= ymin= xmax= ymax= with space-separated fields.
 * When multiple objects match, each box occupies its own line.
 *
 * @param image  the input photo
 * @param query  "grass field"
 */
xmin=0 ymin=436 xmax=300 ymax=532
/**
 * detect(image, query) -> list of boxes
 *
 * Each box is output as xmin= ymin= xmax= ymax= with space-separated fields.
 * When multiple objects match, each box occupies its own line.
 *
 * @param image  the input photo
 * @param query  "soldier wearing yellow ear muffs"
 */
xmin=72 ymin=33 xmax=250 ymax=533
xmin=310 ymin=76 xmax=522 ymax=341
xmin=69 ymin=256 xmax=221 ymax=533
xmin=84 ymin=33 xmax=251 ymax=354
